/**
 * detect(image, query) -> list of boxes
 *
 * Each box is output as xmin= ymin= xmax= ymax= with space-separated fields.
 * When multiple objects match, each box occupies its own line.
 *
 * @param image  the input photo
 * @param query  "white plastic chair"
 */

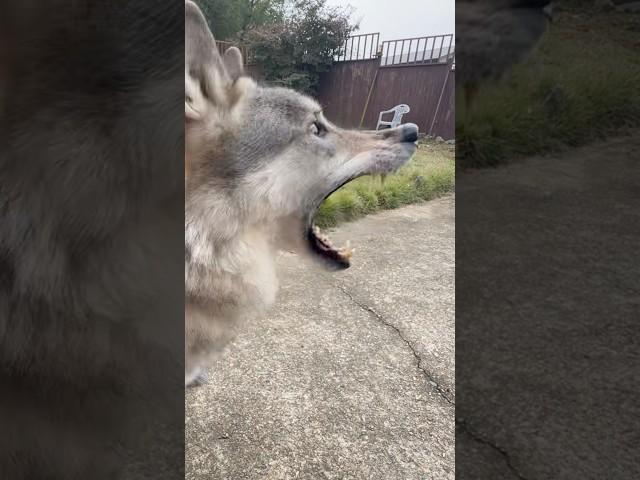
xmin=376 ymin=104 xmax=410 ymax=130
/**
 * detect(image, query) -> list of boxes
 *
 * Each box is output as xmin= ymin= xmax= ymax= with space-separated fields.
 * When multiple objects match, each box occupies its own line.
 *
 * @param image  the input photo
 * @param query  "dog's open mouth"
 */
xmin=302 ymin=127 xmax=419 ymax=270
xmin=305 ymin=180 xmax=356 ymax=270
xmin=307 ymin=224 xmax=354 ymax=270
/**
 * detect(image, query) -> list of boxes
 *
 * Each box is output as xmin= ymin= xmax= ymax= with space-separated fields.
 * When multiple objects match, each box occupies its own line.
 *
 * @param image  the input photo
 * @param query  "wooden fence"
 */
xmin=318 ymin=33 xmax=455 ymax=139
xmin=220 ymin=33 xmax=456 ymax=139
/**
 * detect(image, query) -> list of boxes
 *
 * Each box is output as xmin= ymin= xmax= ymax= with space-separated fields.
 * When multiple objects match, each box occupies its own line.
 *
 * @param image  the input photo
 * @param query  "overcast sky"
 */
xmin=327 ymin=0 xmax=455 ymax=41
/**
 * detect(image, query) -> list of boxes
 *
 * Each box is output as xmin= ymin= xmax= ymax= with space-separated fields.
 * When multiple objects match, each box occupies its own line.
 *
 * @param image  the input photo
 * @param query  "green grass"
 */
xmin=314 ymin=140 xmax=455 ymax=228
xmin=458 ymin=5 xmax=640 ymax=169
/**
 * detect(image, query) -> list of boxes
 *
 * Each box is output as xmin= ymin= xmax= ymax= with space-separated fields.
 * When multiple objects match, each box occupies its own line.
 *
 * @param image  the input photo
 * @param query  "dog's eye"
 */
xmin=310 ymin=121 xmax=326 ymax=137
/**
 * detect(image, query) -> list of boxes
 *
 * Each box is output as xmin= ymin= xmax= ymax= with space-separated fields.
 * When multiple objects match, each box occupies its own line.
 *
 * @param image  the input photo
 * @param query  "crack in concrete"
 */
xmin=457 ymin=419 xmax=529 ymax=480
xmin=336 ymin=284 xmax=455 ymax=406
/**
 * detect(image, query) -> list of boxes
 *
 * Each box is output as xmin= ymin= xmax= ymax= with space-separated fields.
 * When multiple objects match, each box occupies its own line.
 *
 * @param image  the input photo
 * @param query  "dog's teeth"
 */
xmin=313 ymin=225 xmax=321 ymax=235
xmin=338 ymin=243 xmax=354 ymax=260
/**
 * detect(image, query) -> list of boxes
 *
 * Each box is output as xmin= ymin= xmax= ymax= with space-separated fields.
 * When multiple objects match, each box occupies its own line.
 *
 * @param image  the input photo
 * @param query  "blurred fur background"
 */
xmin=0 ymin=1 xmax=184 ymax=478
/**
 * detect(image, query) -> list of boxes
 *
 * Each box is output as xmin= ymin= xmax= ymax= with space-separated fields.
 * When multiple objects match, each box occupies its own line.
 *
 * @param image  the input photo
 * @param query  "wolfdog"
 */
xmin=185 ymin=1 xmax=419 ymax=386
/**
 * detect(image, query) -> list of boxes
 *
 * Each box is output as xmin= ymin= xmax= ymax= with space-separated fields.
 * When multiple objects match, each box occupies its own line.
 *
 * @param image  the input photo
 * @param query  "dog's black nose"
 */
xmin=401 ymin=123 xmax=419 ymax=143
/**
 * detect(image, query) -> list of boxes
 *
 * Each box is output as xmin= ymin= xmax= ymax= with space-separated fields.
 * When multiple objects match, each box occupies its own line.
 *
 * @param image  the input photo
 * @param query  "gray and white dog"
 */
xmin=185 ymin=1 xmax=419 ymax=386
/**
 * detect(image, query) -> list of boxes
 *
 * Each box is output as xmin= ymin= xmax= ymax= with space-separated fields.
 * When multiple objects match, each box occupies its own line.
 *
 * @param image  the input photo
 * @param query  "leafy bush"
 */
xmin=241 ymin=0 xmax=355 ymax=95
xmin=195 ymin=0 xmax=286 ymax=40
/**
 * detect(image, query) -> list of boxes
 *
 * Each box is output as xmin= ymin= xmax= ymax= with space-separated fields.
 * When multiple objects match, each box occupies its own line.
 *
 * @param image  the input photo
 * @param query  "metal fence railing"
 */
xmin=334 ymin=33 xmax=381 ymax=62
xmin=228 ymin=32 xmax=454 ymax=68
xmin=380 ymin=34 xmax=455 ymax=67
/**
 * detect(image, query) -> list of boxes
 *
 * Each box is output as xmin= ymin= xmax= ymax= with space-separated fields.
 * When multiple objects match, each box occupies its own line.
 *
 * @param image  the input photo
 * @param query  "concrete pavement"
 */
xmin=186 ymin=196 xmax=455 ymax=480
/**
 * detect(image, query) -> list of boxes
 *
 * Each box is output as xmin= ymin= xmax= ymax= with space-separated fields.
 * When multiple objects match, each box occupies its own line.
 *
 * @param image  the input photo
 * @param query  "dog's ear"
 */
xmin=185 ymin=1 xmax=228 ymax=121
xmin=184 ymin=1 xmax=255 ymax=184
xmin=185 ymin=1 xmax=253 ymax=122
xmin=222 ymin=47 xmax=245 ymax=82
